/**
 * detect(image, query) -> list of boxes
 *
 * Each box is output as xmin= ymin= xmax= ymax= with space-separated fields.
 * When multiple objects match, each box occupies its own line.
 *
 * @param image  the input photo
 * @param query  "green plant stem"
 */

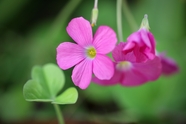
xmin=122 ymin=0 xmax=138 ymax=32
xmin=94 ymin=0 xmax=98 ymax=8
xmin=116 ymin=0 xmax=123 ymax=42
xmin=53 ymin=104 xmax=64 ymax=124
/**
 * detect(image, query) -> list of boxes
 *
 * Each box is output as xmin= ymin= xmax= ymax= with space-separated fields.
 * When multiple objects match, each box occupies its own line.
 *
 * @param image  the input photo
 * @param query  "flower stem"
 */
xmin=116 ymin=0 xmax=123 ymax=42
xmin=94 ymin=0 xmax=98 ymax=8
xmin=53 ymin=104 xmax=64 ymax=124
xmin=122 ymin=0 xmax=138 ymax=32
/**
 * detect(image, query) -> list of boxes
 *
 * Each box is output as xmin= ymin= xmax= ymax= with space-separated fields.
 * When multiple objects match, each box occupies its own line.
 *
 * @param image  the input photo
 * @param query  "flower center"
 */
xmin=86 ymin=47 xmax=96 ymax=58
xmin=116 ymin=61 xmax=132 ymax=71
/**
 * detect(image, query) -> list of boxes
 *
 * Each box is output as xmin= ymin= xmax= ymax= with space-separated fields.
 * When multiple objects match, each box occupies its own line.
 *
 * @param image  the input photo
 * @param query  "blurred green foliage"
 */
xmin=0 ymin=0 xmax=186 ymax=123
xmin=23 ymin=63 xmax=78 ymax=104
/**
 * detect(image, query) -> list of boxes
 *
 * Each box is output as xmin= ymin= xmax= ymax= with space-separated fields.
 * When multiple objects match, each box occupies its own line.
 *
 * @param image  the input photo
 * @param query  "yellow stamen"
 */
xmin=87 ymin=47 xmax=96 ymax=58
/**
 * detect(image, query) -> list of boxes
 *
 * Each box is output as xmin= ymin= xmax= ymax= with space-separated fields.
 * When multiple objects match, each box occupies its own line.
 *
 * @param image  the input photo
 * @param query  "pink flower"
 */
xmin=123 ymin=27 xmax=156 ymax=62
xmin=92 ymin=42 xmax=162 ymax=86
xmin=123 ymin=15 xmax=156 ymax=62
xmin=158 ymin=52 xmax=179 ymax=75
xmin=56 ymin=17 xmax=117 ymax=89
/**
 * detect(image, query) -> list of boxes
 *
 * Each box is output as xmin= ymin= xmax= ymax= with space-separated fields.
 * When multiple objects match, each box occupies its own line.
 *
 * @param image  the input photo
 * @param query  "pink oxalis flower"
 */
xmin=56 ymin=17 xmax=117 ymax=89
xmin=93 ymin=14 xmax=162 ymax=86
xmin=123 ymin=14 xmax=156 ymax=62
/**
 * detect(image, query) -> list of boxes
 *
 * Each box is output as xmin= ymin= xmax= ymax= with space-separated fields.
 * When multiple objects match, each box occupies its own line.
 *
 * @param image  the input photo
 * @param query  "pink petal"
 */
xmin=93 ymin=26 xmax=117 ymax=54
xmin=144 ymin=52 xmax=155 ymax=60
xmin=122 ymin=42 xmax=135 ymax=51
xmin=92 ymin=64 xmax=122 ymax=86
xmin=113 ymin=42 xmax=127 ymax=61
xmin=132 ymin=56 xmax=162 ymax=81
xmin=113 ymin=42 xmax=137 ymax=62
xmin=132 ymin=44 xmax=148 ymax=62
xmin=139 ymin=28 xmax=156 ymax=54
xmin=66 ymin=17 xmax=93 ymax=47
xmin=123 ymin=43 xmax=151 ymax=62
xmin=72 ymin=59 xmax=93 ymax=89
xmin=147 ymin=32 xmax=156 ymax=54
xmin=158 ymin=53 xmax=179 ymax=75
xmin=120 ymin=70 xmax=147 ymax=86
xmin=115 ymin=41 xmax=152 ymax=63
xmin=56 ymin=42 xmax=85 ymax=70
xmin=121 ymin=56 xmax=162 ymax=86
xmin=127 ymin=31 xmax=141 ymax=44
xmin=93 ymin=54 xmax=114 ymax=80
xmin=140 ymin=28 xmax=151 ymax=48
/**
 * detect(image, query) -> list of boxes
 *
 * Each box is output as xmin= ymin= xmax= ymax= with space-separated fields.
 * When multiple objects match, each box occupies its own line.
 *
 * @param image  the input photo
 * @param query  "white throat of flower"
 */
xmin=116 ymin=61 xmax=132 ymax=71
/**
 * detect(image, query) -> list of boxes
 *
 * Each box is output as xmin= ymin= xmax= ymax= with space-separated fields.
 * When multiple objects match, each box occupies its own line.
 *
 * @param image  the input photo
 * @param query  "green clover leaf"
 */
xmin=53 ymin=87 xmax=78 ymax=104
xmin=23 ymin=63 xmax=78 ymax=104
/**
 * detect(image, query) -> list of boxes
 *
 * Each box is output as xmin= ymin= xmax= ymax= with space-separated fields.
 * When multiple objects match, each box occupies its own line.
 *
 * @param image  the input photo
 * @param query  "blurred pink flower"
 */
xmin=123 ymin=27 xmax=156 ymax=62
xmin=92 ymin=42 xmax=162 ymax=86
xmin=158 ymin=52 xmax=179 ymax=75
xmin=56 ymin=17 xmax=117 ymax=89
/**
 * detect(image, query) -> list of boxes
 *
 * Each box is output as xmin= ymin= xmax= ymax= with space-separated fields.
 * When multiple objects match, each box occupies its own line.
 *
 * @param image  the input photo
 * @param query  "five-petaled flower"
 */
xmin=56 ymin=17 xmax=117 ymax=89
